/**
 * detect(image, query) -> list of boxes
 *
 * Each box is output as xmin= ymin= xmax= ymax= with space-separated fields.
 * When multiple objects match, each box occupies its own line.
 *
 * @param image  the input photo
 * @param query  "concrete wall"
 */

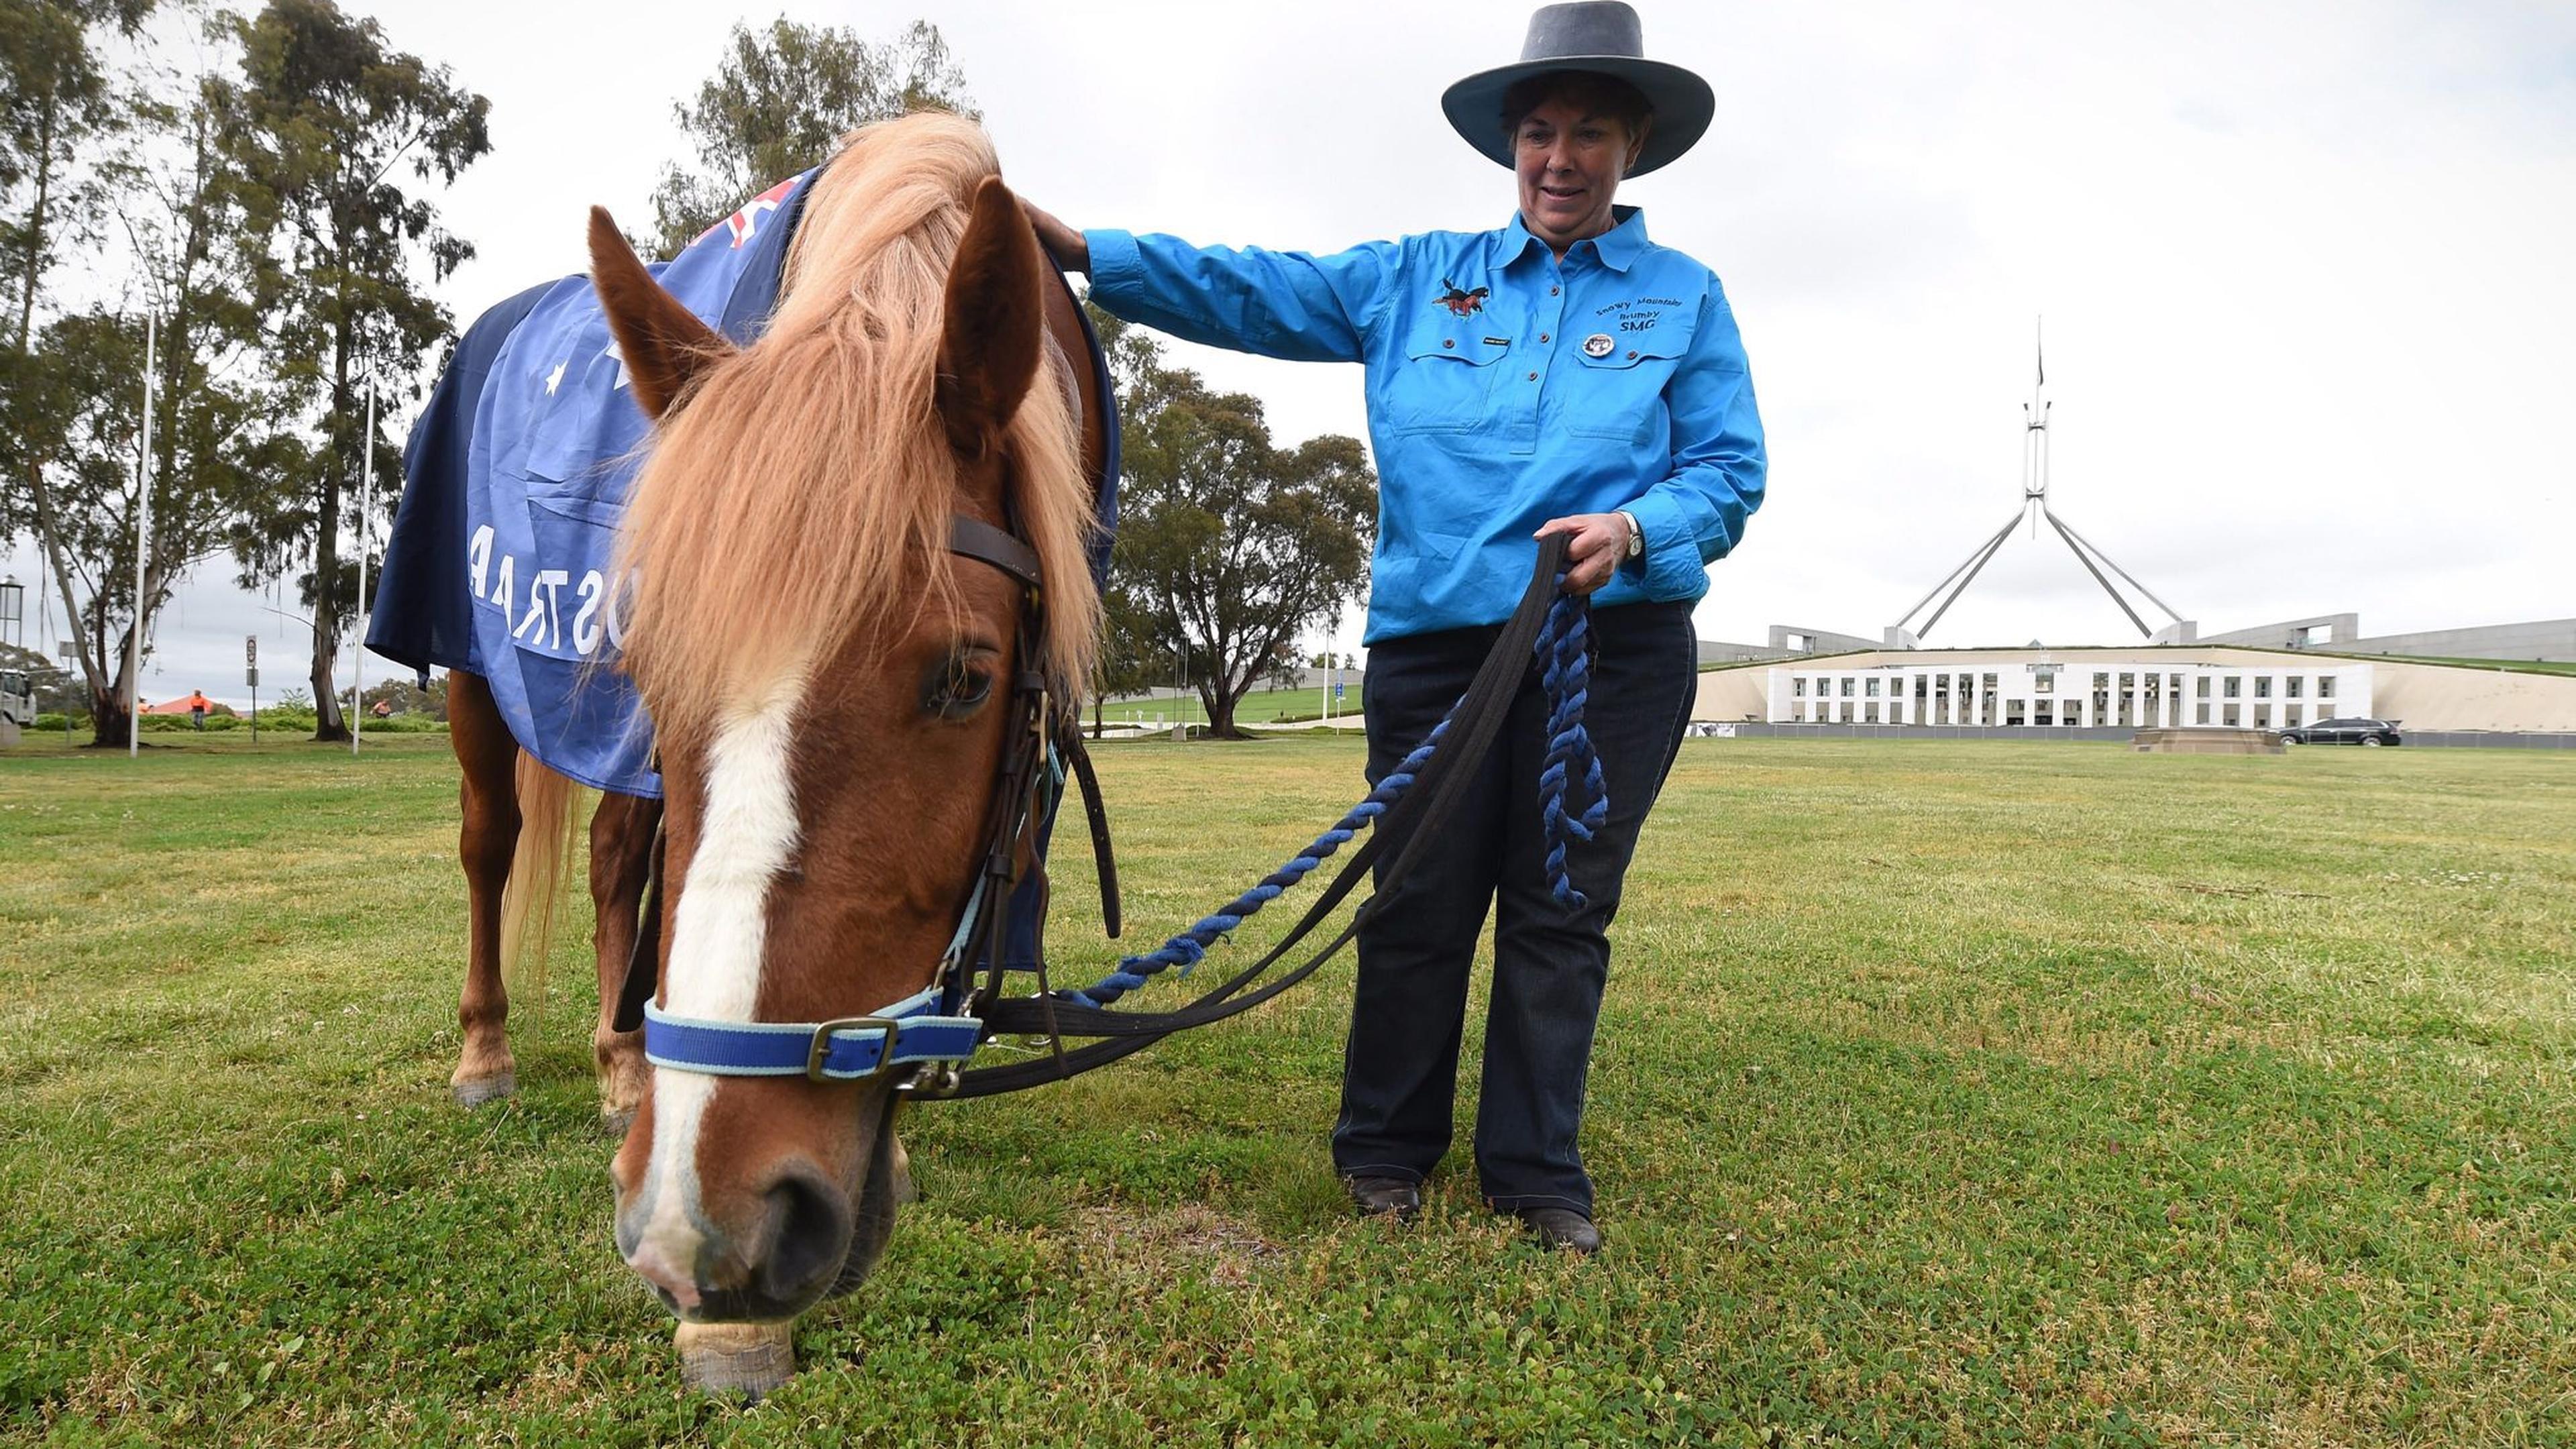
xmin=2195 ymin=614 xmax=2575 ymax=662
xmin=2348 ymin=619 xmax=2576 ymax=663
xmin=1699 ymin=639 xmax=1786 ymax=665
xmin=2199 ymin=614 xmax=2361 ymax=649
xmin=1766 ymin=623 xmax=1879 ymax=654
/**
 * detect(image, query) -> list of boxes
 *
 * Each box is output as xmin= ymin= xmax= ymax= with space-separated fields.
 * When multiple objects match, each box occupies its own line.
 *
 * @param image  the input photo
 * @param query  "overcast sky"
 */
xmin=11 ymin=0 xmax=2571 ymax=708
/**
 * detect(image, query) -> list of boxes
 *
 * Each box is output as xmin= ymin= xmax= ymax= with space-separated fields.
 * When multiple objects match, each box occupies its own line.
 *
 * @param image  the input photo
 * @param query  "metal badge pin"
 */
xmin=1582 ymin=333 xmax=1615 ymax=358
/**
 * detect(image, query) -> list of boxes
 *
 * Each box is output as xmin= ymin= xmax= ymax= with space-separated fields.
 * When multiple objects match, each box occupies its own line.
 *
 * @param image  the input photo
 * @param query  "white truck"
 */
xmin=0 ymin=669 xmax=35 ymax=727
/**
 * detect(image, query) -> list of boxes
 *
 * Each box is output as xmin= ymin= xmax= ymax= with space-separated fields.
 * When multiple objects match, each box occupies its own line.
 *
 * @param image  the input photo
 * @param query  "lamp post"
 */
xmin=58 ymin=639 xmax=78 ymax=744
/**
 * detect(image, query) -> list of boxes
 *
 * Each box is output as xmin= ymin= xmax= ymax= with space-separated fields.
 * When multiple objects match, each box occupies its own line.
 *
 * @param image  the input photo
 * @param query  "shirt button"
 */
xmin=1526 ymin=370 xmax=1538 ymax=380
xmin=1442 ymin=339 xmax=1454 ymax=349
xmin=1540 ymin=333 xmax=1550 ymax=343
xmin=1550 ymin=286 xmax=1560 ymax=296
xmin=1626 ymin=350 xmax=1638 ymax=360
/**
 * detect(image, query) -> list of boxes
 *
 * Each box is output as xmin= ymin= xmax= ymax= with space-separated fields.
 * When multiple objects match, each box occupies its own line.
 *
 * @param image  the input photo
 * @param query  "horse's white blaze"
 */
xmin=630 ymin=676 xmax=807 ymax=1289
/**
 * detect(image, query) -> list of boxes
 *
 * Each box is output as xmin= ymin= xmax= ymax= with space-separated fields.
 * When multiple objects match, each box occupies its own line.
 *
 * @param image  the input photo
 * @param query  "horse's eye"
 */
xmin=923 ymin=657 xmax=995 ymax=719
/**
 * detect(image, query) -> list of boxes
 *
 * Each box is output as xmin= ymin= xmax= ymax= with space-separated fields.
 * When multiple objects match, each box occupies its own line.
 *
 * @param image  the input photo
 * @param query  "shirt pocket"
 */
xmin=1385 ymin=317 xmax=1511 ymax=435
xmin=1566 ymin=308 xmax=1699 ymax=443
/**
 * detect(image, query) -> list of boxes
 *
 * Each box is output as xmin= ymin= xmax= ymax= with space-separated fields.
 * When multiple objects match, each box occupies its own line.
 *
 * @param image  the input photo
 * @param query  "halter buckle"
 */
xmin=895 ymin=1061 xmax=961 ymax=1098
xmin=806 ymin=1016 xmax=903 ymax=1083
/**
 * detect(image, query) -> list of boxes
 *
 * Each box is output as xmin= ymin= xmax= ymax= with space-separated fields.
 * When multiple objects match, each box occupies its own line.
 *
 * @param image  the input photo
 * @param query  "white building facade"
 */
xmin=1765 ymin=657 xmax=2375 ymax=730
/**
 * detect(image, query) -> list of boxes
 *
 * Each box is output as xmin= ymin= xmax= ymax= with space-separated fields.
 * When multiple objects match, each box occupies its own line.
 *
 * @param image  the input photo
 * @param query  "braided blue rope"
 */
xmin=1065 ymin=714 xmax=1453 ymax=1007
xmin=1061 ymin=576 xmax=1607 ymax=1009
xmin=1534 ymin=584 xmax=1609 ymax=908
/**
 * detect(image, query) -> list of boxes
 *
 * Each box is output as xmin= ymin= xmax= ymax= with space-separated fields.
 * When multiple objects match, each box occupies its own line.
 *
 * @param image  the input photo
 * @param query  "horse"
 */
xmin=432 ymin=113 xmax=1106 ymax=1394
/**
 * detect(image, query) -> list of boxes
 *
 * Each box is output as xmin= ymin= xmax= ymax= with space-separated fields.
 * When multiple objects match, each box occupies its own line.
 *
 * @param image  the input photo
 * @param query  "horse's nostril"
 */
xmin=757 ymin=1169 xmax=852 ymax=1307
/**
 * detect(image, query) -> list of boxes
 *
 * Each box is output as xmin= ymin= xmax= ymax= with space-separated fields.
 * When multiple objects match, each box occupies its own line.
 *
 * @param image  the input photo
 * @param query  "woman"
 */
xmin=1028 ymin=1 xmax=1764 ymax=1252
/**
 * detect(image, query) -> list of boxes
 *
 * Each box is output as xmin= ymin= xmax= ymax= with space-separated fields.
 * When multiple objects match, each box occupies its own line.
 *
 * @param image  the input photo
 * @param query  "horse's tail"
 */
xmin=500 ymin=751 xmax=584 ymax=999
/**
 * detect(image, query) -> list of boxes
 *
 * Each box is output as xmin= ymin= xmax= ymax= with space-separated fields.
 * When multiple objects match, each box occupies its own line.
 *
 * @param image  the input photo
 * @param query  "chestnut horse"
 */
xmin=439 ymin=113 xmax=1104 ymax=1391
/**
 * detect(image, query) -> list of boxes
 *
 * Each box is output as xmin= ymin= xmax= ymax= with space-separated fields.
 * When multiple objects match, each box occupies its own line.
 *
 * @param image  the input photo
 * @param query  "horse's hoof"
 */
xmin=676 ymin=1321 xmax=796 ymax=1401
xmin=599 ymin=1105 xmax=638 ymax=1138
xmin=450 ymin=1071 xmax=518 ymax=1108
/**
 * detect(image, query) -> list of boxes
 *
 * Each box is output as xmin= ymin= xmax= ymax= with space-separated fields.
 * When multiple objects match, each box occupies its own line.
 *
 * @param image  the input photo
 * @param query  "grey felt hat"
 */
xmin=1440 ymin=2 xmax=1713 ymax=177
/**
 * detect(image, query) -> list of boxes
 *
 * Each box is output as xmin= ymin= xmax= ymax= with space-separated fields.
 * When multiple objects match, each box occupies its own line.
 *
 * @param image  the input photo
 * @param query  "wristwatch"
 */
xmin=1616 ymin=510 xmax=1644 ymax=560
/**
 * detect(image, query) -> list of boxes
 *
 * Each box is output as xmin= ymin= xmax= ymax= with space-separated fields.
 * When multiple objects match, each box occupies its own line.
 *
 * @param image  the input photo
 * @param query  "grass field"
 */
xmin=1093 ymin=685 xmax=1362 ymax=727
xmin=3 ymin=733 xmax=2573 ymax=1446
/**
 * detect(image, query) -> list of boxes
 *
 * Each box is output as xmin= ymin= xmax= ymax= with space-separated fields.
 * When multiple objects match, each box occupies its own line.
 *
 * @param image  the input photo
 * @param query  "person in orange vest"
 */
xmin=187 ymin=690 xmax=210 ymax=731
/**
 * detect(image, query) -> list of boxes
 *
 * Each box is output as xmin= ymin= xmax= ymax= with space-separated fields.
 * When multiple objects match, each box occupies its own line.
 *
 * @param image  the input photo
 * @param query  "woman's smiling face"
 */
xmin=1513 ymin=95 xmax=1644 ymax=251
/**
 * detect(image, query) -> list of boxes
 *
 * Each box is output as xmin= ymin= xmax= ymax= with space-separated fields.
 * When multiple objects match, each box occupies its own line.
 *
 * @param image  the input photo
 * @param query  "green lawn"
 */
xmin=1093 ymin=684 xmax=1363 ymax=727
xmin=3 ymin=734 xmax=2572 ymax=1446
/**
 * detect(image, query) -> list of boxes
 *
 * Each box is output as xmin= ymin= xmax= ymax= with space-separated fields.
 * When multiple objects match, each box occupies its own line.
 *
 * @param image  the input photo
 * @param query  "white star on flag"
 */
xmin=544 ymin=361 xmax=566 ymax=396
xmin=727 ymin=197 xmax=780 ymax=249
xmin=602 ymin=339 xmax=629 ymax=390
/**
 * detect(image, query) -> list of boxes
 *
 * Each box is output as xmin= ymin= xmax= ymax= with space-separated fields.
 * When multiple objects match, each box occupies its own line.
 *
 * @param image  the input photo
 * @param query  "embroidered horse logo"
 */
xmin=1435 ymin=278 xmax=1490 ymax=318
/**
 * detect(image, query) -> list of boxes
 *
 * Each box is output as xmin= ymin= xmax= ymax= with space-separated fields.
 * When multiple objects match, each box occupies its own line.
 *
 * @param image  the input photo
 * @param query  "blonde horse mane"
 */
xmin=612 ymin=111 xmax=1100 ymax=733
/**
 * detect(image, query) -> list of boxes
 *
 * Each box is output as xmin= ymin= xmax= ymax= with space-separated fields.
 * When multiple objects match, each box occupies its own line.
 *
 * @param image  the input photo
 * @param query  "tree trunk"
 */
xmin=309 ymin=315 xmax=352 ymax=742
xmin=1205 ymin=678 xmax=1247 ymax=741
xmin=11 ymin=96 xmax=54 ymax=354
xmin=89 ymin=624 xmax=136 ymax=749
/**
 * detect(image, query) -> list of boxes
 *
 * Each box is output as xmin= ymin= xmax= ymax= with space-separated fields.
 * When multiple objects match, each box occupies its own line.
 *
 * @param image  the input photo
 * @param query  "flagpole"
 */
xmin=353 ymin=378 xmax=374 ymax=757
xmin=128 ymin=313 xmax=156 ymax=759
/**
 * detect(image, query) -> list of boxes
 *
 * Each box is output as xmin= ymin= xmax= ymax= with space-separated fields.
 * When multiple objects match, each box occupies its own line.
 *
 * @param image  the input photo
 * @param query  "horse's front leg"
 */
xmin=447 ymin=671 xmax=521 ymax=1106
xmin=675 ymin=1321 xmax=797 ymax=1400
xmin=589 ymin=791 xmax=658 ymax=1135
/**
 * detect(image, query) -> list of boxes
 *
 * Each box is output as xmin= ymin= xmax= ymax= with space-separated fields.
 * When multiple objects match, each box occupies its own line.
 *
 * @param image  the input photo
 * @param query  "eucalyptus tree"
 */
xmin=215 ymin=0 xmax=486 ymax=741
xmin=5 ymin=1 xmax=278 ymax=747
xmin=649 ymin=17 xmax=973 ymax=257
xmin=1114 ymin=360 xmax=1376 ymax=741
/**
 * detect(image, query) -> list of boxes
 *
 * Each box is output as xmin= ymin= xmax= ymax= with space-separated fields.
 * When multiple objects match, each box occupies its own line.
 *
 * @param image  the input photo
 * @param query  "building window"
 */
xmin=2286 ymin=676 xmax=2304 ymax=699
xmin=2035 ymin=701 xmax=2054 ymax=726
xmin=2255 ymin=705 xmax=2271 ymax=727
xmin=2224 ymin=676 xmax=2241 ymax=699
xmin=2197 ymin=676 xmax=2212 ymax=698
xmin=1866 ymin=678 xmax=1881 ymax=698
xmin=2255 ymin=676 xmax=2273 ymax=700
xmin=2286 ymin=706 xmax=2302 ymax=726
xmin=2196 ymin=703 xmax=2212 ymax=724
xmin=2224 ymin=704 xmax=2241 ymax=727
xmin=1792 ymin=677 xmax=1807 ymax=697
xmin=1841 ymin=678 xmax=1856 ymax=698
xmin=2318 ymin=677 xmax=2337 ymax=699
xmin=1865 ymin=703 xmax=1881 ymax=723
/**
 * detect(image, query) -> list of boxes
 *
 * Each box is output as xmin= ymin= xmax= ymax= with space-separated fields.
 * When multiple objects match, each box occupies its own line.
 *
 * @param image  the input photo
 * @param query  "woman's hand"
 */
xmin=1019 ymin=200 xmax=1090 ymax=273
xmin=1534 ymin=512 xmax=1634 ymax=596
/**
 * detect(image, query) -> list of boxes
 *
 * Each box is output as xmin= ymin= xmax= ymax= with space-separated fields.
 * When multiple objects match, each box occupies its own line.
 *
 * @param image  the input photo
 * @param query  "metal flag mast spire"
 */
xmin=1887 ymin=319 xmax=2190 ymax=647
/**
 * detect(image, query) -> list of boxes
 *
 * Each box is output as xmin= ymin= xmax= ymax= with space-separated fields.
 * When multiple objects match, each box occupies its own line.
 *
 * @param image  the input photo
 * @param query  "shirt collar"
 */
xmin=1493 ymin=206 xmax=1651 ymax=273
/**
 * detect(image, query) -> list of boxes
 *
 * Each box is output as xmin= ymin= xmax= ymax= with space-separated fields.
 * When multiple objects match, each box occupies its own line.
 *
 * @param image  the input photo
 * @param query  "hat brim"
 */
xmin=1440 ymin=56 xmax=1713 ymax=177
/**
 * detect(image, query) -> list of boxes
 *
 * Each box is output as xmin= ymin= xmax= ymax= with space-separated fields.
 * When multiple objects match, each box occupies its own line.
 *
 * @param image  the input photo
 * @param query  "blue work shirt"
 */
xmin=1085 ymin=207 xmax=1766 ymax=643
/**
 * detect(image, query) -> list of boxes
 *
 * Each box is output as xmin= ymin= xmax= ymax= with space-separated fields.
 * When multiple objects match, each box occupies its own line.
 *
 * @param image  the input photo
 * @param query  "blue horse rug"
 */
xmin=368 ymin=170 xmax=1118 ymax=969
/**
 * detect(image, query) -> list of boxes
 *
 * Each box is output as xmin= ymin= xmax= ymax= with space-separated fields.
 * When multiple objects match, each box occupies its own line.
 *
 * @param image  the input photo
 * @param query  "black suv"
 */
xmin=2279 ymin=716 xmax=2402 ymax=747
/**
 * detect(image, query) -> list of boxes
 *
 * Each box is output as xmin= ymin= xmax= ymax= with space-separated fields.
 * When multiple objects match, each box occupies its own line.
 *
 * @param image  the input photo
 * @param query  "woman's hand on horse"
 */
xmin=1534 ymin=513 xmax=1630 ymax=596
xmin=1020 ymin=201 xmax=1089 ymax=273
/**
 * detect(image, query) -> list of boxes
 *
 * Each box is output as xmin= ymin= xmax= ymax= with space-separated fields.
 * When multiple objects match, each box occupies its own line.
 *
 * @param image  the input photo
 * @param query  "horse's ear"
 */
xmin=935 ymin=176 xmax=1047 ymax=456
xmin=587 ymin=207 xmax=733 ymax=421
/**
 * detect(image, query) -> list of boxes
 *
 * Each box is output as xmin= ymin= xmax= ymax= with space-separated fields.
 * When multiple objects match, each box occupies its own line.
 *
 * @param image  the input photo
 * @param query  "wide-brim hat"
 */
xmin=1440 ymin=2 xmax=1713 ymax=178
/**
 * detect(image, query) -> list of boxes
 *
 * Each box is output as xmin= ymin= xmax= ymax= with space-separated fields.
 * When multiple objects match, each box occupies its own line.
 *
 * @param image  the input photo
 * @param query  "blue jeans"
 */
xmin=1332 ymin=600 xmax=1697 ymax=1214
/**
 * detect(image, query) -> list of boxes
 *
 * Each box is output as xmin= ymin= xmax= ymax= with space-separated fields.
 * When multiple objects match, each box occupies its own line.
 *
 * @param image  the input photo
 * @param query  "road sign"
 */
xmin=246 ymin=666 xmax=259 ymax=688
xmin=246 ymin=633 xmax=257 ymax=665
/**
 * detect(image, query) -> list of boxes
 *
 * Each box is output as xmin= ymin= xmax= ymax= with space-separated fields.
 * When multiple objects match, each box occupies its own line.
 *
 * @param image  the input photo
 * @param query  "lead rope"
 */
xmin=1061 ymin=574 xmax=1606 ymax=1008
xmin=1534 ymin=581 xmax=1608 ymax=908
